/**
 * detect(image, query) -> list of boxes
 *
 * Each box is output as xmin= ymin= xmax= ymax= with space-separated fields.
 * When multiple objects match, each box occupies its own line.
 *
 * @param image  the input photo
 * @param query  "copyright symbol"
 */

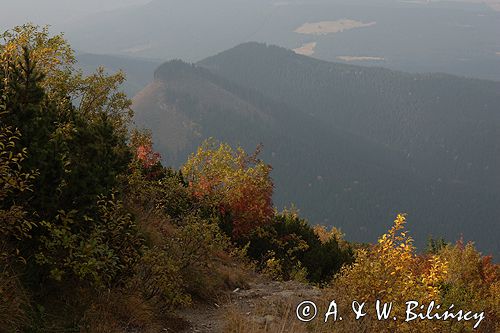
xmin=296 ymin=300 xmax=317 ymax=322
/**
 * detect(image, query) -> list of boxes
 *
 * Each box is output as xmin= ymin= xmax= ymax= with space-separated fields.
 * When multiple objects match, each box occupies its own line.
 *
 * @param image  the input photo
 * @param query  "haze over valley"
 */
xmin=2 ymin=0 xmax=500 ymax=82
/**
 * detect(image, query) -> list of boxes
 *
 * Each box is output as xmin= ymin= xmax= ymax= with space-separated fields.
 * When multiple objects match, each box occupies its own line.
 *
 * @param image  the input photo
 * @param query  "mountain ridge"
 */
xmin=133 ymin=43 xmax=500 ymax=256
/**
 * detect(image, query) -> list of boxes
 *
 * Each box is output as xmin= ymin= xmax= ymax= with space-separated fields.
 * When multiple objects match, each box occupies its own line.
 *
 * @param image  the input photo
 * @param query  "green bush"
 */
xmin=34 ymin=193 xmax=143 ymax=287
xmin=243 ymin=211 xmax=354 ymax=283
xmin=1 ymin=37 xmax=139 ymax=288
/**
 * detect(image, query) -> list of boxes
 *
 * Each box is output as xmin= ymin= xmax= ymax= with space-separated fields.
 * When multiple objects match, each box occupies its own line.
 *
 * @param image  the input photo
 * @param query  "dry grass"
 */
xmin=81 ymin=289 xmax=164 ymax=333
xmin=183 ymin=252 xmax=254 ymax=303
xmin=0 ymin=268 xmax=30 ymax=332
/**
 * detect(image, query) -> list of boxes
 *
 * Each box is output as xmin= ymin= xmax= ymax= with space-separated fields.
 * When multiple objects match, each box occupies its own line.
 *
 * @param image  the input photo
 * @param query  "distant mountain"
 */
xmin=133 ymin=43 xmax=500 ymax=256
xmin=64 ymin=0 xmax=272 ymax=61
xmin=199 ymin=43 xmax=500 ymax=191
xmin=76 ymin=53 xmax=161 ymax=97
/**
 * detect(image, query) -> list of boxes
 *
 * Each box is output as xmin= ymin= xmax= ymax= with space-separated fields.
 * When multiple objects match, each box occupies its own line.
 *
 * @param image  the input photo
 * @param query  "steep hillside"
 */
xmin=133 ymin=53 xmax=499 ymax=256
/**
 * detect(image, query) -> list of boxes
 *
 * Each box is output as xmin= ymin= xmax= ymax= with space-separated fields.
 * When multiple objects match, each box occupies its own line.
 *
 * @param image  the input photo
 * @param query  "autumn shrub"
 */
xmin=127 ymin=128 xmax=165 ymax=182
xmin=221 ymin=214 xmax=499 ymax=333
xmin=323 ymin=214 xmax=449 ymax=332
xmin=132 ymin=206 xmax=243 ymax=305
xmin=0 ymin=26 xmax=152 ymax=332
xmin=0 ymin=25 xmax=170 ymax=333
xmin=125 ymin=176 xmax=191 ymax=311
xmin=126 ymin=154 xmax=244 ymax=304
xmin=126 ymin=132 xmax=193 ymax=224
xmin=132 ymin=247 xmax=191 ymax=311
xmin=0 ymin=28 xmax=140 ymax=289
xmin=182 ymin=139 xmax=274 ymax=238
xmin=437 ymin=241 xmax=499 ymax=333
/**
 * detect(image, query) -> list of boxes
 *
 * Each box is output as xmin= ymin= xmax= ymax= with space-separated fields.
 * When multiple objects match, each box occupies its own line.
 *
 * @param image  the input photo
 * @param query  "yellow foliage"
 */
xmin=1 ymin=24 xmax=74 ymax=96
xmin=313 ymin=225 xmax=345 ymax=244
xmin=1 ymin=24 xmax=132 ymax=131
xmin=329 ymin=214 xmax=449 ymax=332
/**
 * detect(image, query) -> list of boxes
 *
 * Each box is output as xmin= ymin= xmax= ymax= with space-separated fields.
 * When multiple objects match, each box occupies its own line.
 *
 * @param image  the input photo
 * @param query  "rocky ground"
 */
xmin=174 ymin=280 xmax=322 ymax=333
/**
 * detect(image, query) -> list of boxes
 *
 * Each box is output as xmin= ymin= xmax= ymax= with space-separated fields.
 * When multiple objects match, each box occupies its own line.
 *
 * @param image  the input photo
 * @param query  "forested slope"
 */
xmin=134 ymin=50 xmax=500 ymax=255
xmin=200 ymin=43 xmax=500 ymax=191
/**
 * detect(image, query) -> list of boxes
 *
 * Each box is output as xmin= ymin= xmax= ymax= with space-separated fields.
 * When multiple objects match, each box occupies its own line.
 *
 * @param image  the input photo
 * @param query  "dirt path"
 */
xmin=174 ymin=280 xmax=322 ymax=333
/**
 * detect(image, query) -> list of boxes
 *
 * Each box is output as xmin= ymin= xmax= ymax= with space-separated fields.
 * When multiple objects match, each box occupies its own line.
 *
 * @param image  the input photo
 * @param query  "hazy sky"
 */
xmin=0 ymin=0 xmax=151 ymax=31
xmin=2 ymin=0 xmax=499 ymax=32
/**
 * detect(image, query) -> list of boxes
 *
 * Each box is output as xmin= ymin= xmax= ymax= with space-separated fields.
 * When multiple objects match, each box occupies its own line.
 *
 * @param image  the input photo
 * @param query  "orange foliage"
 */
xmin=136 ymin=144 xmax=161 ymax=169
xmin=182 ymin=139 xmax=273 ymax=237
